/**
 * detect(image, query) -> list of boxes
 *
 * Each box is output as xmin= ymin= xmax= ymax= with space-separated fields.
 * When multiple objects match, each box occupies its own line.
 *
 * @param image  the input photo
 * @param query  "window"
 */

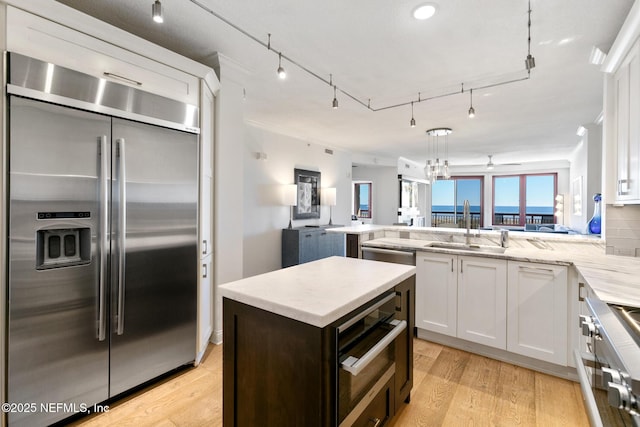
xmin=493 ymin=173 xmax=556 ymax=226
xmin=431 ymin=176 xmax=483 ymax=228
xmin=353 ymin=182 xmax=372 ymax=218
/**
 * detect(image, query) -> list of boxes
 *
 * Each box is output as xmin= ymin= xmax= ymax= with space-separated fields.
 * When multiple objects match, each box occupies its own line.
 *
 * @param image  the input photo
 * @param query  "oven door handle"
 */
xmin=573 ymin=349 xmax=604 ymax=427
xmin=341 ymin=319 xmax=407 ymax=376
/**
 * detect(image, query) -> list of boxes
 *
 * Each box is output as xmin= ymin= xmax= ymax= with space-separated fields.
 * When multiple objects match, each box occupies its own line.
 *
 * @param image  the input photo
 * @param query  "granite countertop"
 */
xmin=361 ymin=237 xmax=640 ymax=308
xmin=219 ymin=256 xmax=415 ymax=328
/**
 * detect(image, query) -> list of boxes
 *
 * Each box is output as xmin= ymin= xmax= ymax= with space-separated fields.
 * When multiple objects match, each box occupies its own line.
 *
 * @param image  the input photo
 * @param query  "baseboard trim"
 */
xmin=416 ymin=328 xmax=578 ymax=382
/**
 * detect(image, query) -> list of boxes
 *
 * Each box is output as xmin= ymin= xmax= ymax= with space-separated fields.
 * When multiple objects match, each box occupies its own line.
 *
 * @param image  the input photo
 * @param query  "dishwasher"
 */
xmin=361 ymin=246 xmax=416 ymax=265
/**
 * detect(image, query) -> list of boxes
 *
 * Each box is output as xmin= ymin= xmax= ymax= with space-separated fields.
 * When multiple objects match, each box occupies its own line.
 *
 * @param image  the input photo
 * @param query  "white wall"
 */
xmin=242 ymin=126 xmax=353 ymax=277
xmin=210 ymin=54 xmax=247 ymax=343
xmin=352 ymin=165 xmax=399 ymax=225
xmin=569 ymin=124 xmax=603 ymax=232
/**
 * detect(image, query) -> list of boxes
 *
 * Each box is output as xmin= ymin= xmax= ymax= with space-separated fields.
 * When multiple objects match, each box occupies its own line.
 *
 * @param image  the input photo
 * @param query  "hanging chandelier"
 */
xmin=424 ymin=128 xmax=451 ymax=183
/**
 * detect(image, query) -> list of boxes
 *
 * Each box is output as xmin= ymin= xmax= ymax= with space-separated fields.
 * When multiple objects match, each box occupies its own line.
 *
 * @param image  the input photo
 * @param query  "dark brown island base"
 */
xmin=219 ymin=257 xmax=415 ymax=427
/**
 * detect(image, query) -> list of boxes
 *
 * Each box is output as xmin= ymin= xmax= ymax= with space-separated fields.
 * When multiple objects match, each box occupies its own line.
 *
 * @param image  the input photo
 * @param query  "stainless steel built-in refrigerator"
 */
xmin=6 ymin=53 xmax=198 ymax=426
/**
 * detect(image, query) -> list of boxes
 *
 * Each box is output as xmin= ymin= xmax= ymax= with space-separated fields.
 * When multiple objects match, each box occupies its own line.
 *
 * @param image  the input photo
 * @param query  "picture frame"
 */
xmin=293 ymin=168 xmax=321 ymax=219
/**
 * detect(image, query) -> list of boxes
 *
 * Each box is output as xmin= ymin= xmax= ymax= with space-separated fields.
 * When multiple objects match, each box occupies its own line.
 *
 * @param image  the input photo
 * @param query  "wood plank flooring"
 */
xmin=70 ymin=339 xmax=589 ymax=427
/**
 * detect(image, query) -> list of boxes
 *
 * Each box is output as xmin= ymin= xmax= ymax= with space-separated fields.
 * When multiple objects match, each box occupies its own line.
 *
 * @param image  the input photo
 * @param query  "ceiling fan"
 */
xmin=485 ymin=155 xmax=521 ymax=170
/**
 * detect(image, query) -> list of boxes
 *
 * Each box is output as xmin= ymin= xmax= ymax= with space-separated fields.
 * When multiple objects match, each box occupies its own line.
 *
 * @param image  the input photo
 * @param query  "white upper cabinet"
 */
xmin=6 ymin=7 xmax=200 ymax=106
xmin=603 ymin=1 xmax=640 ymax=204
xmin=613 ymin=41 xmax=640 ymax=203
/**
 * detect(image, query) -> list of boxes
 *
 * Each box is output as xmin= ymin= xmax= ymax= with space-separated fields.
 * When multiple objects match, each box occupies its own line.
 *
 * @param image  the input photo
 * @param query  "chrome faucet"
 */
xmin=463 ymin=199 xmax=471 ymax=245
xmin=500 ymin=229 xmax=509 ymax=248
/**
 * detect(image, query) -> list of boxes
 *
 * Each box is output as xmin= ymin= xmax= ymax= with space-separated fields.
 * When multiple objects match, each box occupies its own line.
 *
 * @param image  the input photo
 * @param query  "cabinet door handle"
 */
xmin=103 ymin=72 xmax=142 ymax=86
xmin=451 ymin=258 xmax=454 ymax=272
xmin=578 ymin=282 xmax=585 ymax=302
xmin=460 ymin=259 xmax=463 ymax=273
xmin=518 ymin=265 xmax=554 ymax=274
xmin=202 ymin=239 xmax=208 ymax=255
xmin=369 ymin=418 xmax=381 ymax=427
xmin=203 ymin=263 xmax=208 ymax=278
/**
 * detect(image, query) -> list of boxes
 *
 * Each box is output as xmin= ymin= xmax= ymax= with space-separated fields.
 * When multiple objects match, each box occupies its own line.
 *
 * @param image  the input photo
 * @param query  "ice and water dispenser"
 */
xmin=36 ymin=212 xmax=91 ymax=269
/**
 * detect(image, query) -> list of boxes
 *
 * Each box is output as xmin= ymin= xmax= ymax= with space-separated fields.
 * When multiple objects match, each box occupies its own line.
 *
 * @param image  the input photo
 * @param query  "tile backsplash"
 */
xmin=606 ymin=204 xmax=640 ymax=257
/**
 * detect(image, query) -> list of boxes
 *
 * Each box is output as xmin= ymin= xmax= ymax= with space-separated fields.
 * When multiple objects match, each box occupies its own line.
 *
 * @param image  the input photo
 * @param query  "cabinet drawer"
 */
xmin=351 ymin=375 xmax=395 ymax=427
xmin=7 ymin=7 xmax=199 ymax=106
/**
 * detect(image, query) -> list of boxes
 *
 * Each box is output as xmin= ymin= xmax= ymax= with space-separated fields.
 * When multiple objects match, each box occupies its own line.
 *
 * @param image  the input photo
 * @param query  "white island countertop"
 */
xmin=219 ymin=256 xmax=415 ymax=328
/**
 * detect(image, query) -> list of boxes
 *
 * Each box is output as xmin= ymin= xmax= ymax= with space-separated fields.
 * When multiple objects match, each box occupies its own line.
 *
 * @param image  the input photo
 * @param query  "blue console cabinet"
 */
xmin=282 ymin=226 xmax=344 ymax=268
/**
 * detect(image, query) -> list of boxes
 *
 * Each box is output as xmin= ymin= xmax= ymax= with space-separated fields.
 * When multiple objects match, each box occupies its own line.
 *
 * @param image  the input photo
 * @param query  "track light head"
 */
xmin=525 ymin=54 xmax=536 ymax=70
xmin=152 ymin=0 xmax=163 ymax=23
xmin=410 ymin=102 xmax=416 ymax=127
xmin=332 ymin=86 xmax=338 ymax=109
xmin=277 ymin=53 xmax=286 ymax=79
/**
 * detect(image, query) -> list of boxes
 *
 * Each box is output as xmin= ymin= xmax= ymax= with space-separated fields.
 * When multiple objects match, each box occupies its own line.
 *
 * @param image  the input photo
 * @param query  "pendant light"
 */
xmin=468 ymin=89 xmax=475 ymax=118
xmin=152 ymin=0 xmax=163 ymax=23
xmin=277 ymin=53 xmax=286 ymax=79
xmin=410 ymin=102 xmax=416 ymax=127
xmin=424 ymin=128 xmax=452 ymax=183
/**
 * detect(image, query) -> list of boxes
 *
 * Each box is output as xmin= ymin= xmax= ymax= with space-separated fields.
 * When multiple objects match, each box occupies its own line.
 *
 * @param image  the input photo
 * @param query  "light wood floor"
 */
xmin=70 ymin=339 xmax=589 ymax=427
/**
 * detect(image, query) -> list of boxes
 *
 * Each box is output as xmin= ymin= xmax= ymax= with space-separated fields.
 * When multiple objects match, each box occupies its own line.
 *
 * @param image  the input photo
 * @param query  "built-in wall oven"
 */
xmin=576 ymin=297 xmax=640 ymax=426
xmin=336 ymin=291 xmax=406 ymax=426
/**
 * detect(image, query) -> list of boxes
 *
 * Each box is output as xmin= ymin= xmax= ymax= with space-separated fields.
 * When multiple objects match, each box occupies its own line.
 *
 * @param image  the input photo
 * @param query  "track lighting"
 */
xmin=468 ymin=89 xmax=475 ymax=118
xmin=277 ymin=53 xmax=286 ymax=79
xmin=410 ymin=102 xmax=416 ymax=127
xmin=152 ymin=0 xmax=163 ymax=23
xmin=190 ymin=0 xmax=535 ymax=119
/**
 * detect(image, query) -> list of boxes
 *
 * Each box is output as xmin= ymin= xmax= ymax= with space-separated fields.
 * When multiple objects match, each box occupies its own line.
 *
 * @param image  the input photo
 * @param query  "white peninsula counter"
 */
xmin=220 ymin=256 xmax=416 ymax=427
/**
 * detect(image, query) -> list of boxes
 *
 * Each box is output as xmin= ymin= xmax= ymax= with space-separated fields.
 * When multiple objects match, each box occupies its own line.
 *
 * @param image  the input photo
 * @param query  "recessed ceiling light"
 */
xmin=413 ymin=4 xmax=437 ymax=20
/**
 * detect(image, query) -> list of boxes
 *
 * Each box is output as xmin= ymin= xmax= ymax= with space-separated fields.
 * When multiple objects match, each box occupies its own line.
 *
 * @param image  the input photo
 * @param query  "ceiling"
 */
xmin=55 ymin=0 xmax=634 ymax=168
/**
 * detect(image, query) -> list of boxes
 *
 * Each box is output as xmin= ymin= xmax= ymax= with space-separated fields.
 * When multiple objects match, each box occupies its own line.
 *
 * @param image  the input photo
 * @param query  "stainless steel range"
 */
xmin=577 ymin=297 xmax=640 ymax=426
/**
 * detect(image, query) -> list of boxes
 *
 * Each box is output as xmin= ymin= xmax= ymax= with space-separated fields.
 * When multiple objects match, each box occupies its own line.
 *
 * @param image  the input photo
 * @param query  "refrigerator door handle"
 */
xmin=98 ymin=136 xmax=109 ymax=341
xmin=116 ymin=138 xmax=127 ymax=335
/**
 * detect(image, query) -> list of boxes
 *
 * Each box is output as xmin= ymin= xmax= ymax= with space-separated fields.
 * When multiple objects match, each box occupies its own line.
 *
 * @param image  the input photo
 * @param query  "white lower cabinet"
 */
xmin=416 ymin=252 xmax=507 ymax=349
xmin=416 ymin=252 xmax=457 ymax=337
xmin=507 ymin=262 xmax=568 ymax=365
xmin=457 ymin=256 xmax=507 ymax=350
xmin=416 ymin=251 xmax=570 ymax=367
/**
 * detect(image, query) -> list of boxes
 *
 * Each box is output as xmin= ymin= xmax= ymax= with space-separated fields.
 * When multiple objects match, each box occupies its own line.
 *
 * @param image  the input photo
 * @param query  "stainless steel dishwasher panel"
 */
xmin=361 ymin=247 xmax=416 ymax=265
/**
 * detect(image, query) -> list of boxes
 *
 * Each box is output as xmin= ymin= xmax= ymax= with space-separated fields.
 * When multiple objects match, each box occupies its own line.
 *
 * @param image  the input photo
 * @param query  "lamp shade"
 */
xmin=283 ymin=184 xmax=297 ymax=206
xmin=323 ymin=187 xmax=336 ymax=206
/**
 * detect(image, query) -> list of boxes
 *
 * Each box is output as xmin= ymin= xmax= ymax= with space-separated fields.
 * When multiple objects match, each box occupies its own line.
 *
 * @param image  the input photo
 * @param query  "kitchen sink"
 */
xmin=426 ymin=242 xmax=507 ymax=254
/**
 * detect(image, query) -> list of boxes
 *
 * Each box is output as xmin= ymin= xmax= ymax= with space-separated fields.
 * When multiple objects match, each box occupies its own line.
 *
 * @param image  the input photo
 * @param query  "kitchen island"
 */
xmin=219 ymin=256 xmax=415 ymax=427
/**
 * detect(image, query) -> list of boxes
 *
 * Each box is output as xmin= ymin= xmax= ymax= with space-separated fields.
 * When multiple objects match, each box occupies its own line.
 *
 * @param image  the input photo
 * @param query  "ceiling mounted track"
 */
xmin=187 ymin=0 xmax=535 ymax=113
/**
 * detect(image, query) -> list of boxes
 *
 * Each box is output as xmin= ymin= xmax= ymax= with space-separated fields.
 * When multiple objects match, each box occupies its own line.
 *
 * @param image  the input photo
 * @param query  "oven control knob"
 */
xmin=602 ymin=367 xmax=622 ymax=386
xmin=608 ymin=383 xmax=632 ymax=411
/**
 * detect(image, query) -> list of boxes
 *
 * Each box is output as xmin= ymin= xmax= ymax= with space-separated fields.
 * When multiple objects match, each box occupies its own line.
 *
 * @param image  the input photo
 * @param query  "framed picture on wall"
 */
xmin=293 ymin=168 xmax=321 ymax=219
xmin=572 ymin=176 xmax=582 ymax=216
